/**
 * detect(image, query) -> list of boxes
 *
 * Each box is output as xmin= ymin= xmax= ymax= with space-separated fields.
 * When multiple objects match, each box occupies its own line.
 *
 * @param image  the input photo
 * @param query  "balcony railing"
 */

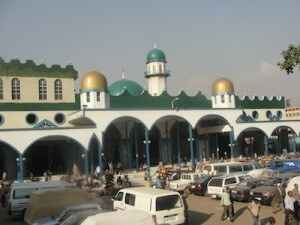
xmin=144 ymin=70 xmax=171 ymax=77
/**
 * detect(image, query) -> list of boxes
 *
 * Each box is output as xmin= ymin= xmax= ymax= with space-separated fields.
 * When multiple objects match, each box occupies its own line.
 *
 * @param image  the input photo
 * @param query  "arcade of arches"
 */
xmin=0 ymin=122 xmax=299 ymax=180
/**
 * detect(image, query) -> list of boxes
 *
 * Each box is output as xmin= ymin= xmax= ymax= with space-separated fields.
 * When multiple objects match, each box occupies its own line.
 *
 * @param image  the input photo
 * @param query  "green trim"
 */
xmin=110 ymin=90 xmax=212 ymax=109
xmin=235 ymin=96 xmax=285 ymax=109
xmin=0 ymin=94 xmax=80 ymax=111
xmin=0 ymin=57 xmax=78 ymax=79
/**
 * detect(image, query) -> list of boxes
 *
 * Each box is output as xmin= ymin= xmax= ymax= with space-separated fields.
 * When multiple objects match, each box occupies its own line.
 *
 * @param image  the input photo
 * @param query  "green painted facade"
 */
xmin=0 ymin=94 xmax=80 ymax=111
xmin=0 ymin=57 xmax=78 ymax=79
xmin=109 ymin=90 xmax=212 ymax=109
xmin=146 ymin=48 xmax=166 ymax=63
xmin=235 ymin=96 xmax=285 ymax=109
xmin=108 ymin=79 xmax=144 ymax=96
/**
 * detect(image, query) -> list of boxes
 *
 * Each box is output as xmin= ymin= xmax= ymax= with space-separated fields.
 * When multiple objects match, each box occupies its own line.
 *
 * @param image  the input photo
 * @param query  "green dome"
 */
xmin=109 ymin=79 xmax=144 ymax=96
xmin=146 ymin=48 xmax=166 ymax=63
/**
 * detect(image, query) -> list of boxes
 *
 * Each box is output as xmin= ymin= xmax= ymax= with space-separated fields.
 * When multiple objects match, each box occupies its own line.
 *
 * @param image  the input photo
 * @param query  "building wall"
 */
xmin=0 ymin=111 xmax=75 ymax=129
xmin=0 ymin=76 xmax=75 ymax=103
xmin=243 ymin=108 xmax=286 ymax=121
xmin=286 ymin=107 xmax=300 ymax=120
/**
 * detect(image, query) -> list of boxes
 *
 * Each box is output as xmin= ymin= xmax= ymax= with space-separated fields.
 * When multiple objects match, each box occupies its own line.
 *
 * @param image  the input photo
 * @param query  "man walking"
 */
xmin=285 ymin=191 xmax=296 ymax=225
xmin=221 ymin=186 xmax=234 ymax=222
xmin=271 ymin=186 xmax=282 ymax=214
xmin=248 ymin=199 xmax=261 ymax=225
xmin=292 ymin=183 xmax=300 ymax=220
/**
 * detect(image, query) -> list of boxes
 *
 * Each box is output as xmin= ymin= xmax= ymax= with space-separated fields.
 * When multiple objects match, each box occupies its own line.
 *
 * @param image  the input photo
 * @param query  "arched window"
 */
xmin=159 ymin=64 xmax=162 ymax=73
xmin=221 ymin=95 xmax=225 ymax=103
xmin=0 ymin=78 xmax=3 ymax=100
xmin=152 ymin=65 xmax=156 ymax=73
xmin=39 ymin=79 xmax=47 ymax=100
xmin=12 ymin=78 xmax=20 ymax=100
xmin=55 ymin=79 xmax=62 ymax=100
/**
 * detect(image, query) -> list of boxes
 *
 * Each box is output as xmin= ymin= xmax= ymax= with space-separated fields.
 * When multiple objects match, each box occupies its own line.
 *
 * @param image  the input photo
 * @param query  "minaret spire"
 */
xmin=122 ymin=69 xmax=125 ymax=79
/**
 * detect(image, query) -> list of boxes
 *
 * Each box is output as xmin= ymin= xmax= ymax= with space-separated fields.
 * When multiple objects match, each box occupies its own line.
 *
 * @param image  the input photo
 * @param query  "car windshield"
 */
xmin=237 ymin=181 xmax=250 ymax=187
xmin=264 ymin=178 xmax=282 ymax=186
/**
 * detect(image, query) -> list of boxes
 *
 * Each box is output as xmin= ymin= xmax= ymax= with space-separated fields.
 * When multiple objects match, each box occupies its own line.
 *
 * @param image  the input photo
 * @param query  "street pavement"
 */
xmin=0 ymin=193 xmax=286 ymax=225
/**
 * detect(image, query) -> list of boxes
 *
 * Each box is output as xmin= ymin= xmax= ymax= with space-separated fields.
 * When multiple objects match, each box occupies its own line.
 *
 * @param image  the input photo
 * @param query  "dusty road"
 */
xmin=0 ymin=194 xmax=285 ymax=225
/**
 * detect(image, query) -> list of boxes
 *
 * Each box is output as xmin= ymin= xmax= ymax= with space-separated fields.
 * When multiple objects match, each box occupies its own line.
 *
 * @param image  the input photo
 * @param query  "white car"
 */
xmin=207 ymin=174 xmax=253 ymax=199
xmin=169 ymin=173 xmax=202 ymax=194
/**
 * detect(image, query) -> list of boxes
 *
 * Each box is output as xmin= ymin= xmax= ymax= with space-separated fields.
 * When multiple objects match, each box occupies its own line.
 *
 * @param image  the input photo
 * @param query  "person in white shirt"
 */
xmin=285 ymin=191 xmax=296 ymax=225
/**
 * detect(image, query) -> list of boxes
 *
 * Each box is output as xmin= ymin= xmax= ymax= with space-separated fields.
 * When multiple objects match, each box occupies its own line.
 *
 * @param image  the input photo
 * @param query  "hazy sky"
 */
xmin=1 ymin=0 xmax=300 ymax=105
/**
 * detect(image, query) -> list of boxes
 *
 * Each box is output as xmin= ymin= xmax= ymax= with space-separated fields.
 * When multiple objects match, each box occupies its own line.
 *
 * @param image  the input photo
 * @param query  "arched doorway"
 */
xmin=236 ymin=128 xmax=267 ymax=157
xmin=0 ymin=141 xmax=18 ymax=179
xmin=270 ymin=126 xmax=297 ymax=154
xmin=23 ymin=136 xmax=86 ymax=177
xmin=195 ymin=115 xmax=232 ymax=160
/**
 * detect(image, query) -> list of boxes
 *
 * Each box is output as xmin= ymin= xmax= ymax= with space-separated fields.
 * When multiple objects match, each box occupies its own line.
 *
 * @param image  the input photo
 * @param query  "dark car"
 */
xmin=249 ymin=173 xmax=299 ymax=205
xmin=189 ymin=175 xmax=216 ymax=196
xmin=231 ymin=179 xmax=267 ymax=202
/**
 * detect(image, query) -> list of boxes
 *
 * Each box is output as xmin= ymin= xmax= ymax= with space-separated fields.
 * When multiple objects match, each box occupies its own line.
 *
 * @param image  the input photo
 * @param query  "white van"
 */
xmin=207 ymin=174 xmax=253 ymax=198
xmin=195 ymin=161 xmax=261 ymax=175
xmin=8 ymin=181 xmax=75 ymax=217
xmin=112 ymin=187 xmax=185 ymax=225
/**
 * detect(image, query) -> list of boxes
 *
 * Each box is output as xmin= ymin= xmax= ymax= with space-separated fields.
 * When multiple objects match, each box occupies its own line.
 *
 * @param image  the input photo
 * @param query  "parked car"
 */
xmin=231 ymin=178 xmax=267 ymax=202
xmin=8 ymin=181 xmax=75 ymax=218
xmin=207 ymin=174 xmax=253 ymax=199
xmin=267 ymin=159 xmax=300 ymax=172
xmin=30 ymin=203 xmax=104 ymax=225
xmin=169 ymin=172 xmax=202 ymax=194
xmin=81 ymin=209 xmax=158 ymax=225
xmin=112 ymin=187 xmax=186 ymax=225
xmin=195 ymin=161 xmax=261 ymax=176
xmin=189 ymin=175 xmax=217 ymax=196
xmin=249 ymin=173 xmax=298 ymax=205
xmin=247 ymin=168 xmax=278 ymax=179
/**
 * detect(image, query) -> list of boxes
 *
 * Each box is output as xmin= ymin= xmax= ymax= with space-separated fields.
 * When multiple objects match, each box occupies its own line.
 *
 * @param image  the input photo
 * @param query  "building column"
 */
xmin=134 ymin=123 xmax=139 ymax=171
xmin=145 ymin=128 xmax=151 ymax=180
xmin=264 ymin=135 xmax=269 ymax=156
xmin=229 ymin=130 xmax=235 ymax=159
xmin=98 ymin=137 xmax=103 ymax=183
xmin=90 ymin=146 xmax=94 ymax=174
xmin=293 ymin=135 xmax=297 ymax=153
xmin=176 ymin=122 xmax=181 ymax=166
xmin=216 ymin=133 xmax=220 ymax=160
xmin=18 ymin=153 xmax=24 ymax=182
xmin=188 ymin=125 xmax=195 ymax=170
xmin=84 ymin=150 xmax=88 ymax=178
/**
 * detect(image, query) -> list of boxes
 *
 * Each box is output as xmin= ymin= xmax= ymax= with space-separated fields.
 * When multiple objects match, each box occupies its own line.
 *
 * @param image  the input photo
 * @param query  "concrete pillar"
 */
xmin=216 ymin=133 xmax=220 ymax=160
xmin=145 ymin=128 xmax=151 ymax=180
xmin=264 ymin=135 xmax=269 ymax=156
xmin=19 ymin=153 xmax=24 ymax=182
xmin=98 ymin=136 xmax=103 ymax=183
xmin=134 ymin=123 xmax=139 ymax=171
xmin=84 ymin=150 xmax=88 ymax=177
xmin=188 ymin=125 xmax=195 ymax=170
xmin=176 ymin=122 xmax=181 ymax=166
xmin=229 ymin=130 xmax=234 ymax=158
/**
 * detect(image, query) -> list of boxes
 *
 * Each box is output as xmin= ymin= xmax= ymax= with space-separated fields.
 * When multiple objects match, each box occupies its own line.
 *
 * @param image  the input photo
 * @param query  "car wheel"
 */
xmin=21 ymin=209 xmax=26 ymax=219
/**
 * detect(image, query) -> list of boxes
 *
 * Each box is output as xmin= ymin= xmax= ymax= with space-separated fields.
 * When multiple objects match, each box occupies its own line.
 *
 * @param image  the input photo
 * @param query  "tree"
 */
xmin=277 ymin=44 xmax=300 ymax=74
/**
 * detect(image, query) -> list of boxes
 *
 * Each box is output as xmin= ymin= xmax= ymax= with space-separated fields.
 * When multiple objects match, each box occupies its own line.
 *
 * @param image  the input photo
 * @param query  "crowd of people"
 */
xmin=219 ymin=183 xmax=300 ymax=225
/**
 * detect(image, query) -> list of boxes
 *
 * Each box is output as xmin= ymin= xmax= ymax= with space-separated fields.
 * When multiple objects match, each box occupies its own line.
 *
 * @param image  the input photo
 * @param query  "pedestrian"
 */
xmin=285 ymin=191 xmax=296 ymax=225
xmin=221 ymin=186 xmax=234 ymax=222
xmin=228 ymin=189 xmax=235 ymax=219
xmin=292 ymin=183 xmax=300 ymax=220
xmin=281 ymin=183 xmax=287 ymax=207
xmin=248 ymin=199 xmax=261 ymax=225
xmin=287 ymin=212 xmax=298 ymax=225
xmin=271 ymin=186 xmax=282 ymax=214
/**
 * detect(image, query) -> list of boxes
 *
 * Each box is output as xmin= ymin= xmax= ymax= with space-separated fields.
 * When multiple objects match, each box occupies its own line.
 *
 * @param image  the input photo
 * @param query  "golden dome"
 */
xmin=212 ymin=77 xmax=234 ymax=95
xmin=81 ymin=71 xmax=108 ymax=91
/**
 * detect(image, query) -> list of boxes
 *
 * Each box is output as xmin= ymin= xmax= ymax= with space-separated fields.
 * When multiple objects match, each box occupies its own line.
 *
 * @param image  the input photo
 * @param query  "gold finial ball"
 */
xmin=81 ymin=71 xmax=108 ymax=91
xmin=212 ymin=77 xmax=234 ymax=95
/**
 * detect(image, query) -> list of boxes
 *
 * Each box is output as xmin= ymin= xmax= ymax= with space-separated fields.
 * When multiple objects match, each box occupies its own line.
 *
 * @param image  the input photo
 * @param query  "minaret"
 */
xmin=145 ymin=44 xmax=170 ymax=96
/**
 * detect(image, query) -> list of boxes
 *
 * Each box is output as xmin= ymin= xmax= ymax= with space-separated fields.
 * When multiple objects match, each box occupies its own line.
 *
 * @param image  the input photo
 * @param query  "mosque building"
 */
xmin=0 ymin=46 xmax=300 ymax=181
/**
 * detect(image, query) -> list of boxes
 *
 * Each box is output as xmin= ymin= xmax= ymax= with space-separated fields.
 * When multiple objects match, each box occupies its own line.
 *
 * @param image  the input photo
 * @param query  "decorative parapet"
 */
xmin=0 ymin=57 xmax=78 ymax=79
xmin=110 ymin=90 xmax=212 ymax=109
xmin=235 ymin=95 xmax=285 ymax=109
